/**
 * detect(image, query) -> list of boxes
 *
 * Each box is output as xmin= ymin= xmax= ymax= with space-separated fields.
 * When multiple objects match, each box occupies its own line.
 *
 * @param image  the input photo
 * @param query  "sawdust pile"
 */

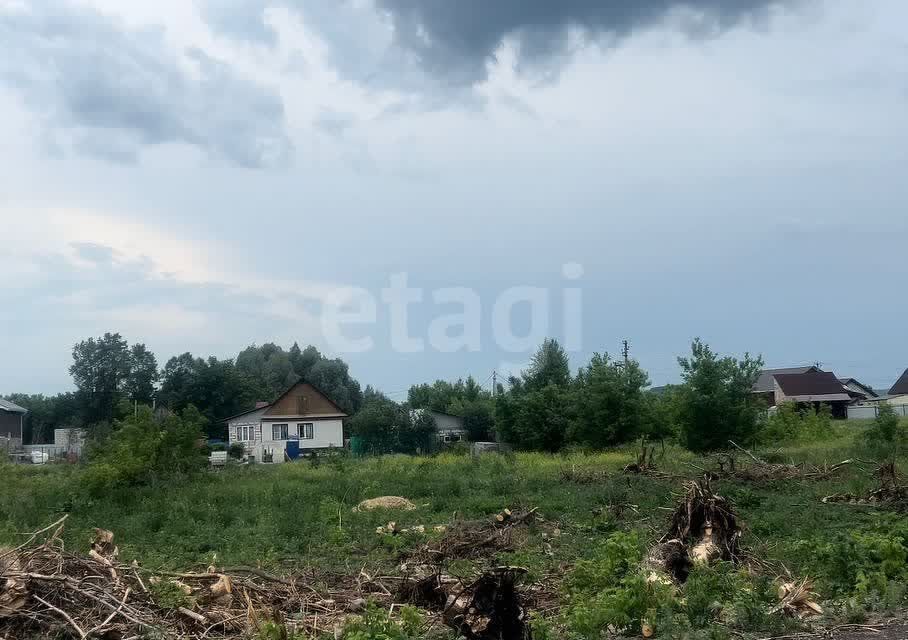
xmin=354 ymin=496 xmax=417 ymax=512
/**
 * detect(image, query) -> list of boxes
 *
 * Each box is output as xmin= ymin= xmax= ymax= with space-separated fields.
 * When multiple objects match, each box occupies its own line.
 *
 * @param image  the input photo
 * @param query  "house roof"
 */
xmin=753 ymin=366 xmax=818 ymax=393
xmin=222 ymin=380 xmax=348 ymax=423
xmin=838 ymin=378 xmax=878 ymax=398
xmin=774 ymin=370 xmax=851 ymax=401
xmin=889 ymin=369 xmax=908 ymax=396
xmin=0 ymin=398 xmax=28 ymax=414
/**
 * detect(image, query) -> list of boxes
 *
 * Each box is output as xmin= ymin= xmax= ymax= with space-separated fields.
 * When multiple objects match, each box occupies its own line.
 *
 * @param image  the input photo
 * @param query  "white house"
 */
xmin=226 ymin=382 xmax=346 ymax=463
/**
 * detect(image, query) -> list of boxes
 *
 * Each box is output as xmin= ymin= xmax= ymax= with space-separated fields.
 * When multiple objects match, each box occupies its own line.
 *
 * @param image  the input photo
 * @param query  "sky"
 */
xmin=1 ymin=0 xmax=907 ymax=397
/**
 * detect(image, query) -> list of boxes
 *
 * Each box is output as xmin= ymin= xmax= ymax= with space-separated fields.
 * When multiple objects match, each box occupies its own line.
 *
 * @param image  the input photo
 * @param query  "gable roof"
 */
xmin=890 ymin=369 xmax=908 ymax=396
xmin=0 ymin=398 xmax=28 ymax=414
xmin=774 ymin=370 xmax=851 ymax=401
xmin=838 ymin=378 xmax=878 ymax=398
xmin=262 ymin=381 xmax=347 ymax=418
xmin=753 ymin=366 xmax=818 ymax=393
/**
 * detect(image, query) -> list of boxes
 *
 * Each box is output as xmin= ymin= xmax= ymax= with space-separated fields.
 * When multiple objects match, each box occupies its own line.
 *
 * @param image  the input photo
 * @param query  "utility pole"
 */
xmin=492 ymin=370 xmax=497 ymax=397
xmin=622 ymin=340 xmax=630 ymax=368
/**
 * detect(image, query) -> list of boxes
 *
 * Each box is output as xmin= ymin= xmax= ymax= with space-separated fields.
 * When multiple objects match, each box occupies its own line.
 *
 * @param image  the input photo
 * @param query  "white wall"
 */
xmin=227 ymin=408 xmax=268 ymax=447
xmin=254 ymin=419 xmax=345 ymax=463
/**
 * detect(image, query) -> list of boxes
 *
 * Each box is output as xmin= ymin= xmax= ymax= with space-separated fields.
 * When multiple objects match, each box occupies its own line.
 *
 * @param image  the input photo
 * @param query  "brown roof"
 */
xmin=263 ymin=381 xmax=347 ymax=418
xmin=774 ymin=370 xmax=850 ymax=400
xmin=890 ymin=369 xmax=908 ymax=396
xmin=753 ymin=366 xmax=818 ymax=393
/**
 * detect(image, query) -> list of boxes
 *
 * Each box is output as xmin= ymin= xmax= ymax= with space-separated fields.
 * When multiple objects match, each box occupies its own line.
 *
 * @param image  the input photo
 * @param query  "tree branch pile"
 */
xmin=822 ymin=462 xmax=908 ymax=509
xmin=0 ymin=519 xmax=399 ymax=639
xmin=414 ymin=508 xmax=539 ymax=562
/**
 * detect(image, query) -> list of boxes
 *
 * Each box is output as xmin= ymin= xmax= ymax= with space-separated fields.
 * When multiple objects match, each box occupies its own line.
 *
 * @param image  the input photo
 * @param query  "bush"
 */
xmin=865 ymin=404 xmax=907 ymax=458
xmin=81 ymin=405 xmax=208 ymax=496
xmin=561 ymin=531 xmax=674 ymax=636
xmin=792 ymin=514 xmax=908 ymax=605
xmin=228 ymin=442 xmax=246 ymax=459
xmin=339 ymin=603 xmax=426 ymax=639
xmin=759 ymin=402 xmax=833 ymax=444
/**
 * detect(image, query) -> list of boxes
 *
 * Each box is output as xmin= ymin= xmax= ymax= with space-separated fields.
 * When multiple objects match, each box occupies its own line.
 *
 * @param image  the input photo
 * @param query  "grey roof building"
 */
xmin=0 ymin=398 xmax=28 ymax=448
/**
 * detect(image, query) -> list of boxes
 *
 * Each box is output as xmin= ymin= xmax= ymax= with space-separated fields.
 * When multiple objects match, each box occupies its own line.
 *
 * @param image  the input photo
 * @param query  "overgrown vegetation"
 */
xmin=2 ymin=424 xmax=907 ymax=638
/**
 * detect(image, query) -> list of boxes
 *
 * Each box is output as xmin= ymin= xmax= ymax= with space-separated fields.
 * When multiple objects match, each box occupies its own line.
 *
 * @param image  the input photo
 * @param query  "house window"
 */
xmin=298 ymin=423 xmax=314 ymax=440
xmin=272 ymin=424 xmax=289 ymax=440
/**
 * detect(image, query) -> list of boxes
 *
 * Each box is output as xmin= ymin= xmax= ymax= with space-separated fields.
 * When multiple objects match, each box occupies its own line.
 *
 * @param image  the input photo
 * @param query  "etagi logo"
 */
xmin=321 ymin=263 xmax=585 ymax=354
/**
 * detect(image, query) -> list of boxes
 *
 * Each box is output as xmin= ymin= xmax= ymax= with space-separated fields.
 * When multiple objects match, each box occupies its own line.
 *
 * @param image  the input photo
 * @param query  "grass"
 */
xmin=1 ymin=423 xmax=906 ymax=637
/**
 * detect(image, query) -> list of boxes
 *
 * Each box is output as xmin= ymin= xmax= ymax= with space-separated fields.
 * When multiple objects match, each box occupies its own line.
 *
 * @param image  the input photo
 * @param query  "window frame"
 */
xmin=298 ymin=422 xmax=314 ymax=440
xmin=271 ymin=423 xmax=289 ymax=440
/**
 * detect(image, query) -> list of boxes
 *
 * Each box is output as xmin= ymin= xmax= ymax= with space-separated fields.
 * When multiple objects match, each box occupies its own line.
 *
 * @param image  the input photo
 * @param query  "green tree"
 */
xmin=865 ymin=403 xmax=907 ymax=458
xmin=569 ymin=353 xmax=651 ymax=448
xmin=523 ymin=338 xmax=571 ymax=391
xmin=494 ymin=339 xmax=574 ymax=450
xmin=70 ymin=332 xmax=131 ymax=424
xmin=157 ymin=354 xmax=258 ymax=435
xmin=676 ymin=339 xmax=763 ymax=452
xmin=126 ymin=343 xmax=159 ymax=405
xmin=235 ymin=343 xmax=297 ymax=399
xmin=82 ymin=405 xmax=208 ymax=495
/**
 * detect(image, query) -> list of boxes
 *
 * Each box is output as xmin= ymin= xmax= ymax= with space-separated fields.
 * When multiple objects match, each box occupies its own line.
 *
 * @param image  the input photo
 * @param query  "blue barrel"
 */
xmin=285 ymin=441 xmax=300 ymax=460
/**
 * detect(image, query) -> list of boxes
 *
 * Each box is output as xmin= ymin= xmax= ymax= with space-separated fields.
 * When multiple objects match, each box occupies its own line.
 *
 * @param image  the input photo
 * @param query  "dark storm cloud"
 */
xmin=374 ymin=0 xmax=789 ymax=84
xmin=200 ymin=0 xmax=790 ymax=89
xmin=0 ymin=1 xmax=292 ymax=168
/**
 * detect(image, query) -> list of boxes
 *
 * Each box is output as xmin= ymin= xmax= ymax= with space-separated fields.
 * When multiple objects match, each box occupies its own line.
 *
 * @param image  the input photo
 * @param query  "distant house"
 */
xmin=838 ymin=378 xmax=878 ymax=401
xmin=226 ymin=382 xmax=346 ymax=463
xmin=773 ymin=370 xmax=853 ymax=419
xmin=752 ymin=366 xmax=820 ymax=406
xmin=0 ymin=399 xmax=27 ymax=449
xmin=413 ymin=409 xmax=468 ymax=443
xmin=889 ymin=369 xmax=908 ymax=398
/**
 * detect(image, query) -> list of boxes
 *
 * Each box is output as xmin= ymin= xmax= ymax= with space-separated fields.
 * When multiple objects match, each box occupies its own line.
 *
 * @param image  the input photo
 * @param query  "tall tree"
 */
xmin=676 ymin=339 xmax=763 ymax=452
xmin=523 ymin=338 xmax=571 ymax=391
xmin=158 ymin=354 xmax=258 ymax=436
xmin=494 ymin=339 xmax=574 ymax=450
xmin=126 ymin=343 xmax=159 ymax=405
xmin=569 ymin=353 xmax=651 ymax=448
xmin=70 ymin=332 xmax=131 ymax=424
xmin=235 ymin=343 xmax=297 ymax=399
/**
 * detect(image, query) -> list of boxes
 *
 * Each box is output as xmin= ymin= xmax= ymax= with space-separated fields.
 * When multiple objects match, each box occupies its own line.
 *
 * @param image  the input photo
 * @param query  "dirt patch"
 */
xmin=355 ymin=496 xmax=417 ymax=511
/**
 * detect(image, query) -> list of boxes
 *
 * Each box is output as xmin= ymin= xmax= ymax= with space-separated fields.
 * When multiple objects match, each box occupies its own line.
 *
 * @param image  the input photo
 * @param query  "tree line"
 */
xmin=5 ymin=331 xmax=769 ymax=454
xmin=4 ymin=334 xmax=363 ymax=441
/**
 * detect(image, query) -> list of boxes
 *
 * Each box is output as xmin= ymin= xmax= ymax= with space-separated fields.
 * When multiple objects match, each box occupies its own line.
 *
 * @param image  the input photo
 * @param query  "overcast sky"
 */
xmin=1 ymin=0 xmax=907 ymax=397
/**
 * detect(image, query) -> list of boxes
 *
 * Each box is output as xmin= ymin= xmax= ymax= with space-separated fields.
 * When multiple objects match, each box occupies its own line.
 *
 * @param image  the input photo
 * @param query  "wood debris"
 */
xmin=772 ymin=578 xmax=824 ymax=619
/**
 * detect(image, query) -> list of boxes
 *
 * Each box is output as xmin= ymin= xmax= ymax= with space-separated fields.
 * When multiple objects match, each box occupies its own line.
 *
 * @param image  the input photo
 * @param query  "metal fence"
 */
xmin=847 ymin=404 xmax=908 ymax=420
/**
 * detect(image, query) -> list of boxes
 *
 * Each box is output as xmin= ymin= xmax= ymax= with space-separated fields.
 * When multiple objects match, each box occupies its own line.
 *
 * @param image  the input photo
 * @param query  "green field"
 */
xmin=2 ymin=424 xmax=907 ymax=638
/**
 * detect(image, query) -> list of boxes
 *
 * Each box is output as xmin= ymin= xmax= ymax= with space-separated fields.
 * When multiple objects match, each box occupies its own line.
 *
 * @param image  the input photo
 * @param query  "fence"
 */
xmin=847 ymin=404 xmax=908 ymax=420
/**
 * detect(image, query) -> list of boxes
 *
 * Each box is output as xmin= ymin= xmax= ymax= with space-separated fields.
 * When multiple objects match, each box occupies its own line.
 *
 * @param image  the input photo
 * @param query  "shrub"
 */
xmin=792 ymin=515 xmax=908 ymax=604
xmin=865 ymin=403 xmax=907 ymax=458
xmin=561 ymin=531 xmax=675 ymax=636
xmin=339 ymin=603 xmax=426 ymax=640
xmin=228 ymin=442 xmax=246 ymax=459
xmin=81 ymin=405 xmax=208 ymax=496
xmin=759 ymin=402 xmax=833 ymax=444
